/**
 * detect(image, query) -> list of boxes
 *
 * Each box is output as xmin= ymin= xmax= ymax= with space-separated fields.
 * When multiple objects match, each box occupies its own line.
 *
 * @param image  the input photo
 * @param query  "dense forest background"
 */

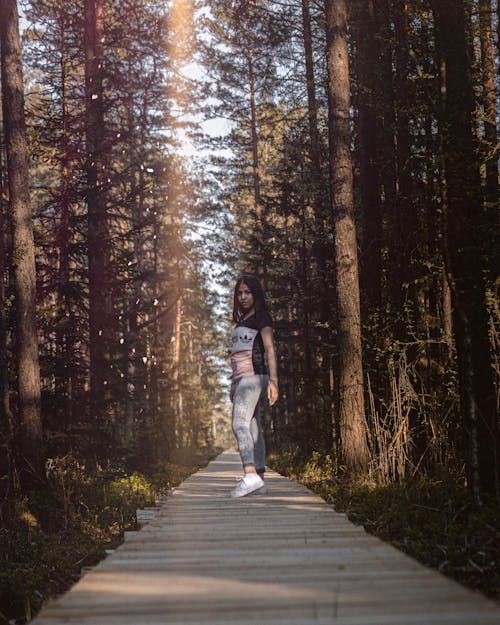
xmin=0 ymin=0 xmax=498 ymax=621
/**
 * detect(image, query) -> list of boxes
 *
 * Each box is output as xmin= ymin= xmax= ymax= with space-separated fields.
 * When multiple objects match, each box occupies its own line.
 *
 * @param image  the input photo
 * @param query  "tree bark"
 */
xmin=0 ymin=128 xmax=14 ymax=501
xmin=301 ymin=0 xmax=323 ymax=195
xmin=0 ymin=113 xmax=14 ymax=468
xmin=393 ymin=0 xmax=425 ymax=464
xmin=325 ymin=0 xmax=369 ymax=472
xmin=85 ymin=0 xmax=111 ymax=441
xmin=301 ymin=0 xmax=334 ymax=405
xmin=393 ymin=0 xmax=416 ymax=284
xmin=56 ymin=6 xmax=74 ymax=439
xmin=0 ymin=122 xmax=13 ymax=442
xmin=245 ymin=45 xmax=266 ymax=283
xmin=356 ymin=0 xmax=382 ymax=308
xmin=0 ymin=0 xmax=44 ymax=483
xmin=172 ymin=292 xmax=183 ymax=447
xmin=435 ymin=18 xmax=455 ymax=364
xmin=433 ymin=0 xmax=499 ymax=501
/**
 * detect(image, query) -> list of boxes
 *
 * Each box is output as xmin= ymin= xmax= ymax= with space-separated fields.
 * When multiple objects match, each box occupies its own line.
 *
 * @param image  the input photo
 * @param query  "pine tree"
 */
xmin=0 ymin=0 xmax=44 ymax=484
xmin=433 ymin=0 xmax=499 ymax=500
xmin=325 ymin=0 xmax=369 ymax=471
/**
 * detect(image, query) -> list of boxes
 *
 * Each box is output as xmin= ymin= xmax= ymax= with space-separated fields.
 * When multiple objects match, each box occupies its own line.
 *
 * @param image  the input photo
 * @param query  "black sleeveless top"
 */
xmin=230 ymin=310 xmax=273 ymax=380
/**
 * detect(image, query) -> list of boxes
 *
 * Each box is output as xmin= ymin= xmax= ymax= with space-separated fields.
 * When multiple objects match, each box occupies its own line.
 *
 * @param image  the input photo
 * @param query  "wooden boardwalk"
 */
xmin=32 ymin=450 xmax=500 ymax=625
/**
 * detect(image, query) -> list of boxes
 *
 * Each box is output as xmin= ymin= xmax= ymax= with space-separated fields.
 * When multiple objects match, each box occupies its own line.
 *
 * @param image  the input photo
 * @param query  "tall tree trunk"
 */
xmin=300 ymin=201 xmax=313 ymax=378
xmin=150 ymin=218 xmax=161 ymax=456
xmin=433 ymin=0 xmax=499 ymax=501
xmin=0 ymin=125 xmax=14 ymax=502
xmin=85 ymin=0 xmax=111 ymax=446
xmin=301 ymin=0 xmax=334 ymax=405
xmin=245 ymin=45 xmax=266 ymax=282
xmin=325 ymin=0 xmax=369 ymax=471
xmin=393 ymin=0 xmax=425 ymax=465
xmin=374 ymin=0 xmax=397 ymax=314
xmin=0 ymin=119 xmax=14 ymax=470
xmin=356 ymin=0 xmax=382 ymax=308
xmin=172 ymin=292 xmax=183 ymax=447
xmin=56 ymin=7 xmax=74 ymax=440
xmin=435 ymin=19 xmax=455 ymax=365
xmin=0 ymin=123 xmax=13 ymax=446
xmin=123 ymin=90 xmax=147 ymax=445
xmin=393 ymin=0 xmax=416 ymax=285
xmin=0 ymin=0 xmax=44 ymax=483
xmin=301 ymin=0 xmax=323 ymax=190
xmin=478 ymin=0 xmax=498 ymax=219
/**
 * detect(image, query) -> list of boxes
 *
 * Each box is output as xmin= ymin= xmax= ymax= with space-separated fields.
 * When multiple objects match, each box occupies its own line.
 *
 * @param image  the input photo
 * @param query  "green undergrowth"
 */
xmin=268 ymin=449 xmax=500 ymax=603
xmin=0 ymin=448 xmax=219 ymax=625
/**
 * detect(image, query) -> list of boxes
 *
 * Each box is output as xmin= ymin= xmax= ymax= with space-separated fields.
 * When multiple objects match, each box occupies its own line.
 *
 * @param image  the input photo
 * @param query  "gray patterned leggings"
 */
xmin=232 ymin=374 xmax=267 ymax=472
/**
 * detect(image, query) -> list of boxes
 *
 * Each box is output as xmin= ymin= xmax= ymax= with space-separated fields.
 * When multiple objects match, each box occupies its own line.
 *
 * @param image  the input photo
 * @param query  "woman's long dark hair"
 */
xmin=232 ymin=274 xmax=267 ymax=323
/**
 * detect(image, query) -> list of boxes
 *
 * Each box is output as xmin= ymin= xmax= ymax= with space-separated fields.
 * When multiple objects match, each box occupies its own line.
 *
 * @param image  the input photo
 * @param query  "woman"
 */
xmin=229 ymin=274 xmax=278 ymax=498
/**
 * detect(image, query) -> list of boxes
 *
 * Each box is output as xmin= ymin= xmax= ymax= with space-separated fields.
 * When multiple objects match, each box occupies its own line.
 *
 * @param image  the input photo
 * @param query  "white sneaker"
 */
xmin=253 ymin=482 xmax=268 ymax=495
xmin=233 ymin=475 xmax=268 ymax=495
xmin=230 ymin=473 xmax=265 ymax=498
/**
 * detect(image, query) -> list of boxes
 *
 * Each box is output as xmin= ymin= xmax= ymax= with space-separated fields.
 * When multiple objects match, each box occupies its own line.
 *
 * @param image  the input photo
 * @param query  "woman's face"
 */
xmin=237 ymin=282 xmax=255 ymax=313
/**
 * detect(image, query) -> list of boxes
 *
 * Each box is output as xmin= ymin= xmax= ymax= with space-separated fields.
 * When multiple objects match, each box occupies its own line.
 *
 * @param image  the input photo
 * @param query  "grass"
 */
xmin=268 ymin=449 xmax=500 ymax=603
xmin=0 ymin=448 xmax=219 ymax=625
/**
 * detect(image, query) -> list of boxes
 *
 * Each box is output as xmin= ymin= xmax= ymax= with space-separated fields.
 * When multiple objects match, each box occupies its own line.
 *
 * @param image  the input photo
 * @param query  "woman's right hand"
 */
xmin=268 ymin=380 xmax=279 ymax=406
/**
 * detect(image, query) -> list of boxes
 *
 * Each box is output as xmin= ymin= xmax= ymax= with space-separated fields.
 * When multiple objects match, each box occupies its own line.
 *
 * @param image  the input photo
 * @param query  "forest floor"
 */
xmin=0 ymin=446 xmax=221 ymax=625
xmin=268 ymin=449 xmax=500 ymax=604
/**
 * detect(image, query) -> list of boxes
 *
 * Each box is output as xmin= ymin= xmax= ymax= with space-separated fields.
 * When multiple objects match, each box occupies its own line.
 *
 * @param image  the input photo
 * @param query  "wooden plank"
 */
xmin=31 ymin=450 xmax=500 ymax=625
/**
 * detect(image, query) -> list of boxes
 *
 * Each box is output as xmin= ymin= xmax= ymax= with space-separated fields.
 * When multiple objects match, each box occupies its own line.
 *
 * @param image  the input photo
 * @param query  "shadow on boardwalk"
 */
xmin=32 ymin=450 xmax=500 ymax=625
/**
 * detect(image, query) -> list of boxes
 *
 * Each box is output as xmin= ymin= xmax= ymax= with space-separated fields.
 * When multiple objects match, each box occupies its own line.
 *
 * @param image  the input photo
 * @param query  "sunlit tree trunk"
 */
xmin=0 ymin=0 xmax=44 ymax=483
xmin=325 ymin=0 xmax=369 ymax=471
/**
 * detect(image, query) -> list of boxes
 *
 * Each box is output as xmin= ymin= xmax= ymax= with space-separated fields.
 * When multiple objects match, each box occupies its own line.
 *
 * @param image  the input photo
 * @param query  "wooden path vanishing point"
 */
xmin=32 ymin=450 xmax=500 ymax=625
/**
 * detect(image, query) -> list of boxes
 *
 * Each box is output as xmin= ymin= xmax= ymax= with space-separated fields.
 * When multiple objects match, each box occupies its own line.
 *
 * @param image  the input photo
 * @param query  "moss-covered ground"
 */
xmin=0 ymin=448 xmax=219 ymax=624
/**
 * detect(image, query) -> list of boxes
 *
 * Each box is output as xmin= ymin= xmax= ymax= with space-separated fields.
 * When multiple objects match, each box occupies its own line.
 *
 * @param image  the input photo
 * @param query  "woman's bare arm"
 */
xmin=261 ymin=326 xmax=278 ymax=405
